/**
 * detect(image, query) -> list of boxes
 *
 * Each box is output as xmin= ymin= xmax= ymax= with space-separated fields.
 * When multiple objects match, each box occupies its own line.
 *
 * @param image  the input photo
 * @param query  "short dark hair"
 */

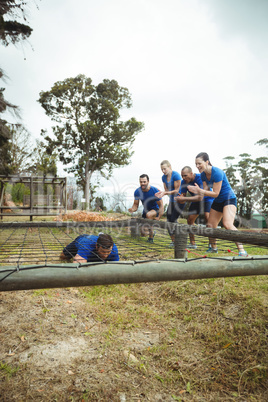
xmin=97 ymin=234 xmax=114 ymax=249
xmin=139 ymin=174 xmax=149 ymax=181
xmin=196 ymin=152 xmax=212 ymax=166
xmin=181 ymin=166 xmax=192 ymax=173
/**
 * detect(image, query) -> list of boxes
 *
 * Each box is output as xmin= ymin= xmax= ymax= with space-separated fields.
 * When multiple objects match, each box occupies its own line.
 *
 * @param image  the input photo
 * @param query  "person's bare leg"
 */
xmin=222 ymin=205 xmax=246 ymax=253
xmin=140 ymin=224 xmax=149 ymax=237
xmin=187 ymin=214 xmax=198 ymax=245
xmin=146 ymin=210 xmax=157 ymax=240
xmin=206 ymin=209 xmax=223 ymax=250
xmin=204 ymin=211 xmax=211 ymax=248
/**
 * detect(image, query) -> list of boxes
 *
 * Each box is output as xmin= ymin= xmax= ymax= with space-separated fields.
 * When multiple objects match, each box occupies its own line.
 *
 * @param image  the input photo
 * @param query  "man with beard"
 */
xmin=128 ymin=174 xmax=164 ymax=243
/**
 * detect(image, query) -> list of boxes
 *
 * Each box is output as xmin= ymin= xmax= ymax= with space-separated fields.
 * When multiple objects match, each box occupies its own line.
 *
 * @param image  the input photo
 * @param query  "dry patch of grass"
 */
xmin=55 ymin=211 xmax=127 ymax=222
xmin=0 ymin=275 xmax=267 ymax=401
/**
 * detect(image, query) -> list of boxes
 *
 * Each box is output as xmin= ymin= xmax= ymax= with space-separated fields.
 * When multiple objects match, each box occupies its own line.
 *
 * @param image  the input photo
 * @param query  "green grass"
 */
xmin=80 ymin=274 xmax=268 ymax=399
xmin=0 ymin=362 xmax=19 ymax=378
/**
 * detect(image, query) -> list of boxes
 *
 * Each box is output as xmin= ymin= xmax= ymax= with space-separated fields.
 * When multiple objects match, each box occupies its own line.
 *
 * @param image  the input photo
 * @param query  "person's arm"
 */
xmin=154 ymin=199 xmax=164 ymax=220
xmin=171 ymin=179 xmax=181 ymax=195
xmin=176 ymin=193 xmax=203 ymax=202
xmin=174 ymin=192 xmax=186 ymax=204
xmin=73 ymin=254 xmax=87 ymax=263
xmin=112 ymin=253 xmax=120 ymax=262
xmin=60 ymin=251 xmax=69 ymax=260
xmin=128 ymin=199 xmax=139 ymax=213
xmin=155 ymin=180 xmax=181 ymax=198
xmin=174 ymin=193 xmax=203 ymax=204
xmin=155 ymin=183 xmax=167 ymax=198
xmin=187 ymin=181 xmax=222 ymax=198
xmin=209 ymin=181 xmax=222 ymax=198
xmin=108 ymin=246 xmax=120 ymax=261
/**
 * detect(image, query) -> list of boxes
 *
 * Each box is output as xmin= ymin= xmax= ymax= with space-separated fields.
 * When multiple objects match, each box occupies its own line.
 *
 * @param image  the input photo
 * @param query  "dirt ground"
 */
xmin=0 ymin=286 xmax=171 ymax=401
xmin=1 ymin=276 xmax=267 ymax=402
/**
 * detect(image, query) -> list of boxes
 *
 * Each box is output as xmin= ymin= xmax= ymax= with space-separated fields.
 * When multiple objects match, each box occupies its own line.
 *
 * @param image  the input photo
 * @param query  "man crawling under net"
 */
xmin=60 ymin=233 xmax=119 ymax=263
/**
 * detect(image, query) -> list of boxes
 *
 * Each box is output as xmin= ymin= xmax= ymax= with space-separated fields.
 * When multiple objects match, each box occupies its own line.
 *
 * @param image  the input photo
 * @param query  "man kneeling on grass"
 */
xmin=60 ymin=233 xmax=119 ymax=263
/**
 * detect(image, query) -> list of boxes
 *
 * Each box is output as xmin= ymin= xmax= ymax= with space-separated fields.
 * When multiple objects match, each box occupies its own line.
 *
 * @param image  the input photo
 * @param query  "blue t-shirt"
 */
xmin=180 ymin=173 xmax=214 ymax=202
xmin=75 ymin=235 xmax=119 ymax=262
xmin=162 ymin=171 xmax=181 ymax=202
xmin=201 ymin=167 xmax=236 ymax=203
xmin=134 ymin=185 xmax=161 ymax=213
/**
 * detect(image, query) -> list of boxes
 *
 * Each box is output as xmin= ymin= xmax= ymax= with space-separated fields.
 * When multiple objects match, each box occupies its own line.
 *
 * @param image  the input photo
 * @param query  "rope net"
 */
xmin=0 ymin=220 xmax=268 ymax=268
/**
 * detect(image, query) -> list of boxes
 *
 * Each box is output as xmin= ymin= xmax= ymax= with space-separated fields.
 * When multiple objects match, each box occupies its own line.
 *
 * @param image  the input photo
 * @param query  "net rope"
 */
xmin=0 ymin=220 xmax=267 ymax=271
xmin=0 ymin=220 xmax=268 ymax=286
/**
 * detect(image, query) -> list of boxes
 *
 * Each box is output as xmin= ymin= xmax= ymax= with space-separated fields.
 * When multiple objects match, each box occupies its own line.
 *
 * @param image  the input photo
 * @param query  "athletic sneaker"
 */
xmin=238 ymin=250 xmax=248 ymax=257
xmin=206 ymin=246 xmax=218 ymax=253
xmin=187 ymin=244 xmax=197 ymax=249
xmin=147 ymin=231 xmax=156 ymax=244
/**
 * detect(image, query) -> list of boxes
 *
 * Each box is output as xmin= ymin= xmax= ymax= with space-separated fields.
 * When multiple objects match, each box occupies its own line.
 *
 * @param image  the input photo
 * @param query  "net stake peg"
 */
xmin=174 ymin=227 xmax=187 ymax=259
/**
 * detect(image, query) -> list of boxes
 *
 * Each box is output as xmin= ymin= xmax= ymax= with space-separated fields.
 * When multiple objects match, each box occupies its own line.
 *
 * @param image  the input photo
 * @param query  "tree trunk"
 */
xmin=84 ymin=161 xmax=91 ymax=210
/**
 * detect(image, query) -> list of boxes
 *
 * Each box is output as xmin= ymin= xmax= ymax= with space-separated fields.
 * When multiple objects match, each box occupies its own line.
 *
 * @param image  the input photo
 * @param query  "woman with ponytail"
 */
xmin=188 ymin=152 xmax=247 ymax=256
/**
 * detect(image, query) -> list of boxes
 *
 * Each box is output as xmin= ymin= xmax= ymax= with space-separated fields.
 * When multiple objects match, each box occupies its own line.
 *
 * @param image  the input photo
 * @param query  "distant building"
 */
xmin=250 ymin=211 xmax=267 ymax=229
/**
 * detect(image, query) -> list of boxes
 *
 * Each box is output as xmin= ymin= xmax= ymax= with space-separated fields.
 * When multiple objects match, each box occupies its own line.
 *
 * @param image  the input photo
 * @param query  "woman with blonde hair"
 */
xmin=155 ymin=160 xmax=182 ymax=247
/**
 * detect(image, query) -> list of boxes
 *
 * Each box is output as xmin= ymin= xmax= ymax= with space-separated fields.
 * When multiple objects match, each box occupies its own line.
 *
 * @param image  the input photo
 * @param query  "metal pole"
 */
xmin=64 ymin=177 xmax=67 ymax=214
xmin=130 ymin=219 xmax=140 ymax=238
xmin=0 ymin=181 xmax=4 ymax=221
xmin=0 ymin=257 xmax=267 ymax=292
xmin=30 ymin=176 xmax=34 ymax=221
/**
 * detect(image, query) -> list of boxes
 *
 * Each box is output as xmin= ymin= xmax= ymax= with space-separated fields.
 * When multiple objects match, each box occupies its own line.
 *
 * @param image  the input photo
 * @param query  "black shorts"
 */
xmin=211 ymin=198 xmax=237 ymax=213
xmin=188 ymin=199 xmax=213 ymax=215
xmin=167 ymin=201 xmax=184 ymax=223
xmin=142 ymin=209 xmax=159 ymax=219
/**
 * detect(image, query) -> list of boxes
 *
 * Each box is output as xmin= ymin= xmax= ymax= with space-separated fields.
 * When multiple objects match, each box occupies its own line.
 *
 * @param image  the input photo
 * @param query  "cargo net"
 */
xmin=0 ymin=220 xmax=268 ymax=268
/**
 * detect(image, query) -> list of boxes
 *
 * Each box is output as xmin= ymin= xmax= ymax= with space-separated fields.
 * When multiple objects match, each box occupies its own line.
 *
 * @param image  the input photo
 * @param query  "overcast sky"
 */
xmin=1 ymin=0 xmax=268 ymax=205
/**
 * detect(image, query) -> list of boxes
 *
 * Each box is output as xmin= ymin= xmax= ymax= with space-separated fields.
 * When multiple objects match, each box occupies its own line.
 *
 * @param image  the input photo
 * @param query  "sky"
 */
xmin=1 ymin=0 xmax=268 ymax=208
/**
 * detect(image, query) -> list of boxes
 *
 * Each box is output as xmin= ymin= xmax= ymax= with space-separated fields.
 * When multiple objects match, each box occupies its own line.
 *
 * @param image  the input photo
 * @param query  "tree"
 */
xmin=0 ymin=1 xmax=33 ymax=47
xmin=8 ymin=124 xmax=33 ymax=173
xmin=222 ymin=156 xmax=239 ymax=189
xmin=0 ymin=123 xmax=12 ymax=175
xmin=29 ymin=138 xmax=58 ymax=176
xmin=38 ymin=75 xmax=144 ymax=207
xmin=0 ymin=1 xmax=36 ymax=139
xmin=234 ymin=153 xmax=256 ymax=221
xmin=0 ymin=124 xmax=57 ymax=176
xmin=0 ymin=69 xmax=19 ymax=143
xmin=109 ymin=192 xmax=127 ymax=213
xmin=224 ymin=139 xmax=268 ymax=225
xmin=1 ymin=0 xmax=40 ymax=135
xmin=94 ymin=196 xmax=106 ymax=211
xmin=255 ymin=138 xmax=268 ymax=217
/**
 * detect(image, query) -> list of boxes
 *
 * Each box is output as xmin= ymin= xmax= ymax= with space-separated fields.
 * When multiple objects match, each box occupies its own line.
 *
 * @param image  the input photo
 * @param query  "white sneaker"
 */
xmin=187 ymin=244 xmax=197 ymax=249
xmin=238 ymin=250 xmax=248 ymax=257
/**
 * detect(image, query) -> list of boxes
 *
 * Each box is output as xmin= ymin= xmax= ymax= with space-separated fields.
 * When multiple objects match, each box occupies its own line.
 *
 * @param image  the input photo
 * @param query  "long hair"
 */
xmin=196 ymin=152 xmax=212 ymax=166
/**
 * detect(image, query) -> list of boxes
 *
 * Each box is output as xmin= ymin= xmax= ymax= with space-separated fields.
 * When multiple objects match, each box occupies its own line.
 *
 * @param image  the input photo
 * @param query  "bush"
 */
xmin=11 ymin=183 xmax=30 ymax=204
